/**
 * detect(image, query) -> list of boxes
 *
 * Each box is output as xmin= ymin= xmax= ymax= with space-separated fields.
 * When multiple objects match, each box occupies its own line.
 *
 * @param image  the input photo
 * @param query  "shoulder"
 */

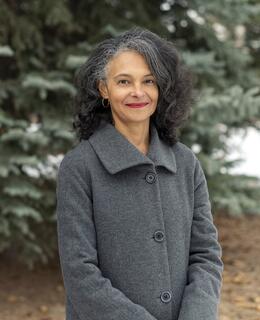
xmin=172 ymin=141 xmax=198 ymax=167
xmin=57 ymin=139 xmax=95 ymax=176
xmin=56 ymin=140 xmax=96 ymax=195
xmin=172 ymin=141 xmax=205 ymax=180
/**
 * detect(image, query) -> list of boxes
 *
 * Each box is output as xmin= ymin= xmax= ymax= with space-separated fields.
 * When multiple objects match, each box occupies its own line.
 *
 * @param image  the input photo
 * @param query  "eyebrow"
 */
xmin=113 ymin=73 xmax=154 ymax=79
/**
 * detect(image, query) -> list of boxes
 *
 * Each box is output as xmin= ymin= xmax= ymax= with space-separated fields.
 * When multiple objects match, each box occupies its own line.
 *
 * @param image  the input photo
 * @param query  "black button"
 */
xmin=145 ymin=172 xmax=156 ymax=184
xmin=153 ymin=230 xmax=164 ymax=242
xmin=160 ymin=291 xmax=172 ymax=303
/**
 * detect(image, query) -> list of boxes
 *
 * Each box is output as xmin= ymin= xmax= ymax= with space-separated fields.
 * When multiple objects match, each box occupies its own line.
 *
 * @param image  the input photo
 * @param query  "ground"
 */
xmin=1 ymin=213 xmax=260 ymax=320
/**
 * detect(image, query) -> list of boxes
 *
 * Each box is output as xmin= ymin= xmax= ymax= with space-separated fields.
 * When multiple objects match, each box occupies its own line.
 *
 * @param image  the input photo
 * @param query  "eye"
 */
xmin=118 ymin=79 xmax=130 ymax=85
xmin=145 ymin=79 xmax=156 ymax=85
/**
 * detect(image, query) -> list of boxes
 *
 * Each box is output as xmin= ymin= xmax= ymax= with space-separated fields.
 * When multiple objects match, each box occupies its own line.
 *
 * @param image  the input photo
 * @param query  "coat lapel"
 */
xmin=88 ymin=119 xmax=177 ymax=175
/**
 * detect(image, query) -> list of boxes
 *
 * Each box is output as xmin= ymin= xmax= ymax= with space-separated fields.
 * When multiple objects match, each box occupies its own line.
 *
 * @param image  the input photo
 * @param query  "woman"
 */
xmin=56 ymin=26 xmax=224 ymax=320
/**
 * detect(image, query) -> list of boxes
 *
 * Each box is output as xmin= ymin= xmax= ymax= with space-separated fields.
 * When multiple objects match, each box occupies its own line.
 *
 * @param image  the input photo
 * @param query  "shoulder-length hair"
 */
xmin=73 ymin=26 xmax=194 ymax=145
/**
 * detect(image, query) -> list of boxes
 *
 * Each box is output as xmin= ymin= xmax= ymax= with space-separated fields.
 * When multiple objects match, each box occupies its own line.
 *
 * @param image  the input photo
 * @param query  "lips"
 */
xmin=125 ymin=102 xmax=149 ymax=108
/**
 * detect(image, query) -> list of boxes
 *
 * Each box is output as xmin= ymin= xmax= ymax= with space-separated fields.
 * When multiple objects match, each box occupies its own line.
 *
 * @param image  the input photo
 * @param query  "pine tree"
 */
xmin=0 ymin=0 xmax=259 ymax=267
xmin=165 ymin=0 xmax=260 ymax=215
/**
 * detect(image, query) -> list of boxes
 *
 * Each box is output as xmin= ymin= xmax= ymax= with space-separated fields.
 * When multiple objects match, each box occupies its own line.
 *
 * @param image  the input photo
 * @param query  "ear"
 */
xmin=98 ymin=80 xmax=109 ymax=99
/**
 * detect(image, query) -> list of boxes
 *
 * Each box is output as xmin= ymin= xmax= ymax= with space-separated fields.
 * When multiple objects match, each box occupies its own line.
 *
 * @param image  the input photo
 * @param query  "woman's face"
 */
xmin=98 ymin=50 xmax=159 ymax=127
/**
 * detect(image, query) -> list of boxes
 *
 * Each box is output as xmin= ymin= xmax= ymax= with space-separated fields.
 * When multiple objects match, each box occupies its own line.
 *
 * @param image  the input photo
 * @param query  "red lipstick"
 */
xmin=125 ymin=103 xmax=149 ymax=108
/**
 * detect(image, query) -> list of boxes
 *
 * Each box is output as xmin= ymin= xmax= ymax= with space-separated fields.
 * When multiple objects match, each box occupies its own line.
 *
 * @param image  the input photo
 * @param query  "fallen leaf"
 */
xmin=56 ymin=285 xmax=64 ymax=292
xmin=7 ymin=295 xmax=18 ymax=303
xmin=234 ymin=301 xmax=256 ymax=309
xmin=39 ymin=305 xmax=49 ymax=313
xmin=232 ymin=295 xmax=247 ymax=303
xmin=253 ymin=296 xmax=260 ymax=303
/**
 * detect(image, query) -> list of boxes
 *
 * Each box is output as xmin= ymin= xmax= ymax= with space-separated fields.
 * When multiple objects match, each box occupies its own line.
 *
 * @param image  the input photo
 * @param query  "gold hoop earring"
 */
xmin=102 ymin=98 xmax=110 ymax=108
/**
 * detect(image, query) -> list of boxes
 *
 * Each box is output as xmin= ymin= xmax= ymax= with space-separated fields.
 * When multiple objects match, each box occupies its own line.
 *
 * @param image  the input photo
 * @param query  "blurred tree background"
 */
xmin=0 ymin=0 xmax=260 ymax=268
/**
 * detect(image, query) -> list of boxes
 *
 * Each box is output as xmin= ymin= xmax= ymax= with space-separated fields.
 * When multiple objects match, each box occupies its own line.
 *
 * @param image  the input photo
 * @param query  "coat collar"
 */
xmin=88 ymin=119 xmax=177 ymax=175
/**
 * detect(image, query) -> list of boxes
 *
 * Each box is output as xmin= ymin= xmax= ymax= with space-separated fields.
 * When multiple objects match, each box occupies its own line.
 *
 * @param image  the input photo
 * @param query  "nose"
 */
xmin=130 ymin=83 xmax=145 ymax=98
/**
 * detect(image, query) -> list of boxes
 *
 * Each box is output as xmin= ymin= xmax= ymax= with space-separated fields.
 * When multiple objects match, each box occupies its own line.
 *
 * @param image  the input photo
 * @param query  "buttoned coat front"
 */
xmin=56 ymin=119 xmax=224 ymax=320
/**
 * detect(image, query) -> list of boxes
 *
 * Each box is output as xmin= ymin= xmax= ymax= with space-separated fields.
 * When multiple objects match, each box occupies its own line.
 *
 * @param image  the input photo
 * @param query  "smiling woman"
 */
xmin=56 ymin=26 xmax=224 ymax=320
xmin=72 ymin=26 xmax=194 ymax=148
xmin=98 ymin=50 xmax=159 ymax=154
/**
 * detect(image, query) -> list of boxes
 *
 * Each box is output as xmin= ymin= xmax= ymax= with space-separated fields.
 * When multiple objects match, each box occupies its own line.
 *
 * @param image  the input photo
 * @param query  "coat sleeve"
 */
xmin=56 ymin=153 xmax=158 ymax=320
xmin=177 ymin=157 xmax=224 ymax=320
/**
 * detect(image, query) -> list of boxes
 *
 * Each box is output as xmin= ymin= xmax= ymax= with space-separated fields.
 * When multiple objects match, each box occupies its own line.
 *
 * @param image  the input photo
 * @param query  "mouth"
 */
xmin=125 ymin=102 xmax=149 ymax=108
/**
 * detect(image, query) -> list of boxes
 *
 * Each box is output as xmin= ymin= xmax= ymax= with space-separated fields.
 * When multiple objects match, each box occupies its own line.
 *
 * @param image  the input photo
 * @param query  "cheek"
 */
xmin=112 ymin=93 xmax=127 ymax=104
xmin=150 ymin=88 xmax=159 ymax=102
xmin=108 ymin=88 xmax=127 ymax=103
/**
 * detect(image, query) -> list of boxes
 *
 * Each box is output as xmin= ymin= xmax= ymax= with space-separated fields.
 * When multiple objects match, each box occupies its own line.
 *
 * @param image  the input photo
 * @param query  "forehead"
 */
xmin=105 ymin=50 xmax=151 ymax=77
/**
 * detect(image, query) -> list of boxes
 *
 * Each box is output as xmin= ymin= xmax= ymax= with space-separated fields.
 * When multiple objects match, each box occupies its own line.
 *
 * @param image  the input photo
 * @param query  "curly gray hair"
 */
xmin=73 ymin=26 xmax=194 ymax=145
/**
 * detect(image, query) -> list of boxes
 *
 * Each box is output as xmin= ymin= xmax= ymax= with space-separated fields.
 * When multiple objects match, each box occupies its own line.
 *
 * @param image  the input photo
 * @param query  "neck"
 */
xmin=114 ymin=120 xmax=150 ymax=155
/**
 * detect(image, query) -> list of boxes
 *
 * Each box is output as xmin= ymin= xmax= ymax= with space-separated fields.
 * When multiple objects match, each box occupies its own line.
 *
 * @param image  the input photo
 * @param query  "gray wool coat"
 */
xmin=56 ymin=119 xmax=224 ymax=320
